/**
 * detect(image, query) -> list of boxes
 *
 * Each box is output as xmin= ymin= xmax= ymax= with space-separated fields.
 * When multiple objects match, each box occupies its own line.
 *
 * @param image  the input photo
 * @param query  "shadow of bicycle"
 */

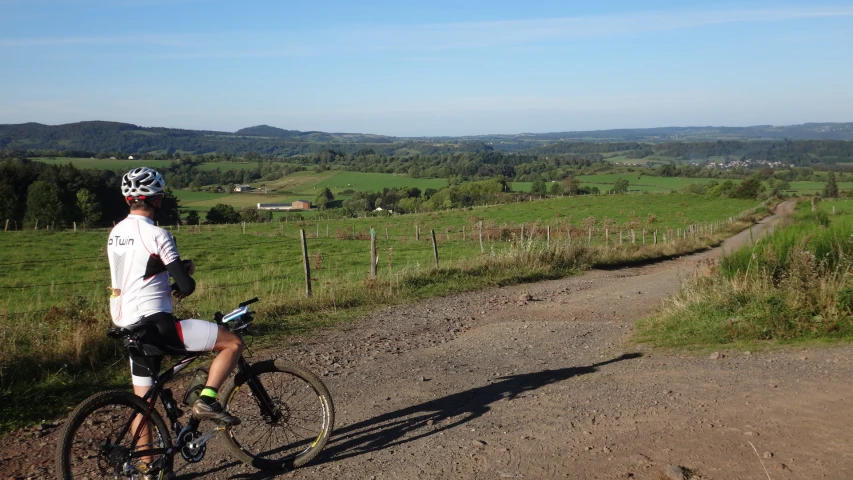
xmin=179 ymin=352 xmax=642 ymax=479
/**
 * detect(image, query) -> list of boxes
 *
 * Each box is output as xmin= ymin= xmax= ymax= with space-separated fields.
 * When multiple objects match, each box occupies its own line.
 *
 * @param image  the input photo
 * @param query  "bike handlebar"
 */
xmin=239 ymin=297 xmax=259 ymax=307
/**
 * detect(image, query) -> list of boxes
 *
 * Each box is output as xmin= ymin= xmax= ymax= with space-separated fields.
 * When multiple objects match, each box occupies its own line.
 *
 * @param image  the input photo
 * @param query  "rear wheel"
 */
xmin=55 ymin=390 xmax=172 ymax=479
xmin=221 ymin=359 xmax=335 ymax=471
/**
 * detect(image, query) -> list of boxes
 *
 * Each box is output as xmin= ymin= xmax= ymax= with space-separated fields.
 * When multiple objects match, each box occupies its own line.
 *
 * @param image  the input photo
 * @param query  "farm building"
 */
xmin=234 ymin=184 xmax=254 ymax=192
xmin=257 ymin=200 xmax=312 ymax=211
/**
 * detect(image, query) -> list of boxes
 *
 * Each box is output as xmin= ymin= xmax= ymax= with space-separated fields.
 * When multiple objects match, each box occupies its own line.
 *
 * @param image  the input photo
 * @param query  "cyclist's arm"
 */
xmin=157 ymin=230 xmax=195 ymax=297
xmin=166 ymin=259 xmax=196 ymax=297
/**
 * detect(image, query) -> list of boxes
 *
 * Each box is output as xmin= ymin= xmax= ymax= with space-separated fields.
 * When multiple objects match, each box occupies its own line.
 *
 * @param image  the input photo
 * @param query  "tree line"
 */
xmin=0 ymin=159 xmax=180 ymax=228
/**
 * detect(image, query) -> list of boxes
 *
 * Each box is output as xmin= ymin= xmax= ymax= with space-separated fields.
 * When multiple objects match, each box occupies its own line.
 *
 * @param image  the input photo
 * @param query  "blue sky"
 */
xmin=1 ymin=0 xmax=852 ymax=136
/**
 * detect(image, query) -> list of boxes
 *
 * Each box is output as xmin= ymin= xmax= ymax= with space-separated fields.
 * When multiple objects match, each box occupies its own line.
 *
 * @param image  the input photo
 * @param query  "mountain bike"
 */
xmin=55 ymin=298 xmax=335 ymax=479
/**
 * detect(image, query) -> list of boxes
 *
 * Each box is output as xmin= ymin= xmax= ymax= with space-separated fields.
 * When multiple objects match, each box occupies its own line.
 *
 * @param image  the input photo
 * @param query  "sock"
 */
xmin=199 ymin=387 xmax=218 ymax=404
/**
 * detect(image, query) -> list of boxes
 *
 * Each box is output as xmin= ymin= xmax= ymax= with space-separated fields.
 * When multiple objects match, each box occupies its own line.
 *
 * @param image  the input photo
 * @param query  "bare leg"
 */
xmin=204 ymin=327 xmax=244 ymax=390
xmin=132 ymin=384 xmax=153 ymax=464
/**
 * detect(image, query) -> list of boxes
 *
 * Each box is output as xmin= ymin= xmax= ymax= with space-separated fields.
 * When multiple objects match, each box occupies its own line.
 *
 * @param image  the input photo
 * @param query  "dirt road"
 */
xmin=8 ymin=200 xmax=853 ymax=479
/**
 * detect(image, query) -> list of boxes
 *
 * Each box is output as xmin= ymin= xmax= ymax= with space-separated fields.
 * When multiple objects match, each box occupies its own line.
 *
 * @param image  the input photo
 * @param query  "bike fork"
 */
xmin=238 ymin=358 xmax=281 ymax=420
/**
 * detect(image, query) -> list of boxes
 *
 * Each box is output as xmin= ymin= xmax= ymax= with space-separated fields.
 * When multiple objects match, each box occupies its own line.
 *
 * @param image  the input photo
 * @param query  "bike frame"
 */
xmin=120 ymin=339 xmax=280 ymax=464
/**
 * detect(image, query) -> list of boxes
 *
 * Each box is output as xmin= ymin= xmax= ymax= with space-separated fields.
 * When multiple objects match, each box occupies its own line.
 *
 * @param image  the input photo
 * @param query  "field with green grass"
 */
xmin=1 ymin=193 xmax=761 ymax=315
xmin=513 ymin=174 xmax=853 ymax=196
xmin=788 ymin=180 xmax=853 ymax=194
xmin=578 ymin=174 xmax=723 ymax=192
xmin=176 ymin=171 xmax=448 ymax=212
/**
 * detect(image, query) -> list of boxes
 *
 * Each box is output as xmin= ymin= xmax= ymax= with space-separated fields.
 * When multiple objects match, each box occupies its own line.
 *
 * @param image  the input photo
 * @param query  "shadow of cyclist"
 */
xmin=184 ymin=352 xmax=642 ymax=479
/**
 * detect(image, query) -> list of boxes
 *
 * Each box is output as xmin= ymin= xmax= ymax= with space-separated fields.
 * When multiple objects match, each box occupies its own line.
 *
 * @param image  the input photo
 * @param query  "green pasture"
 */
xmin=578 ymin=174 xmax=721 ymax=192
xmin=176 ymin=171 xmax=449 ymax=212
xmin=303 ymin=171 xmax=447 ymax=194
xmin=788 ymin=181 xmax=853 ymax=194
xmin=0 ymin=193 xmax=761 ymax=315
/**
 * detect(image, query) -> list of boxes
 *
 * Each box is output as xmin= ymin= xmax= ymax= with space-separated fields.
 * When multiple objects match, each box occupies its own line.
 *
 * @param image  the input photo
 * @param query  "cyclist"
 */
xmin=108 ymin=167 xmax=243 ymax=426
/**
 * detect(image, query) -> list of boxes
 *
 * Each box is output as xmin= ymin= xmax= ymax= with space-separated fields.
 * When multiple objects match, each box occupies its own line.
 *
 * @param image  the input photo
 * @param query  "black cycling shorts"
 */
xmin=128 ymin=312 xmax=219 ymax=387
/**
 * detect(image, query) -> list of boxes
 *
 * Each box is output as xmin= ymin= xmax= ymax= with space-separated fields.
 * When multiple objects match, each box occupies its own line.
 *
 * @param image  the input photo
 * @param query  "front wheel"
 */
xmin=55 ymin=390 xmax=172 ymax=479
xmin=221 ymin=359 xmax=335 ymax=471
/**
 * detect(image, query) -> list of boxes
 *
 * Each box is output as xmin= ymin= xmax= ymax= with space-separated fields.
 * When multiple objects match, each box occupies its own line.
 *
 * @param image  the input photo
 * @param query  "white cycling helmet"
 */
xmin=121 ymin=167 xmax=166 ymax=201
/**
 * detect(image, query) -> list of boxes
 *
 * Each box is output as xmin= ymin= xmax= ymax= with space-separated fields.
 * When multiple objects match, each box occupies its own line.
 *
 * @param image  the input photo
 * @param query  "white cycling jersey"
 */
xmin=107 ymin=214 xmax=179 ymax=327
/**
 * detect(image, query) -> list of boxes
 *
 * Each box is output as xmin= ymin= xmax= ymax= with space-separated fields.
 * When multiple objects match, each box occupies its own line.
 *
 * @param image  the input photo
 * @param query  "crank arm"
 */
xmin=188 ymin=426 xmax=226 ymax=450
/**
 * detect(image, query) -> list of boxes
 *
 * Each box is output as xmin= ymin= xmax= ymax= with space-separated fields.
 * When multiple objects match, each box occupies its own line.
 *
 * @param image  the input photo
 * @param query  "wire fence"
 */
xmin=0 ymin=203 xmax=767 ymax=319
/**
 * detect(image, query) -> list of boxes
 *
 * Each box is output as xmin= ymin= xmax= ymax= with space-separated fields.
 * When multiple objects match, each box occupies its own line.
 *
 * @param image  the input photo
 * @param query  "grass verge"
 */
xmin=636 ymin=199 xmax=853 ymax=351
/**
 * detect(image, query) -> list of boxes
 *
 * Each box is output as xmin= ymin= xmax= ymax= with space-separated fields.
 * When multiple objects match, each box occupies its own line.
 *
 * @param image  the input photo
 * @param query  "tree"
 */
xmin=0 ymin=183 xmax=22 ymax=222
xmin=824 ymin=172 xmax=839 ymax=198
xmin=185 ymin=210 xmax=200 ymax=225
xmin=561 ymin=178 xmax=580 ymax=195
xmin=731 ymin=176 xmax=765 ymax=199
xmin=157 ymin=189 xmax=182 ymax=226
xmin=240 ymin=207 xmax=272 ymax=223
xmin=206 ymin=203 xmax=240 ymax=224
xmin=75 ymin=188 xmax=102 ymax=227
xmin=25 ymin=180 xmax=64 ymax=226
xmin=613 ymin=178 xmax=629 ymax=194
xmin=548 ymin=182 xmax=564 ymax=195
xmin=659 ymin=163 xmax=677 ymax=177
xmin=315 ymin=186 xmax=335 ymax=210
xmin=530 ymin=180 xmax=547 ymax=195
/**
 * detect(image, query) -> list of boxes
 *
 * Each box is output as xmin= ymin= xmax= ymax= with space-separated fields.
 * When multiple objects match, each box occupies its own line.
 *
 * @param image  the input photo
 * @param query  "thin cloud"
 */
xmin=1 ymin=6 xmax=852 ymax=54
xmin=0 ymin=34 xmax=202 ymax=48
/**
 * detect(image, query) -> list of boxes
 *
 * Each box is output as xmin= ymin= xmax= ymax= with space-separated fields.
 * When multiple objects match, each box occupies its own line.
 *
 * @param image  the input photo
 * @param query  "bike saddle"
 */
xmin=106 ymin=327 xmax=132 ymax=339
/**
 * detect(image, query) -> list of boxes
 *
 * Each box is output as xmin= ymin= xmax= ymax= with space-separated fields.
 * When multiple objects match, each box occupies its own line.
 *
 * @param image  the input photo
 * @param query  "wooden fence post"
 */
xmin=73 ymin=221 xmax=77 ymax=232
xmin=4 ymin=219 xmax=9 ymax=232
xmin=479 ymin=221 xmax=484 ymax=253
xmin=300 ymin=229 xmax=312 ymax=297
xmin=35 ymin=219 xmax=39 ymax=231
xmin=241 ymin=222 xmax=246 ymax=234
xmin=588 ymin=227 xmax=592 ymax=245
xmin=520 ymin=224 xmax=525 ymax=243
xmin=431 ymin=229 xmax=439 ymax=268
xmin=415 ymin=225 xmax=420 ymax=241
xmin=387 ymin=247 xmax=394 ymax=296
xmin=547 ymin=225 xmax=551 ymax=249
xmin=370 ymin=228 xmax=377 ymax=279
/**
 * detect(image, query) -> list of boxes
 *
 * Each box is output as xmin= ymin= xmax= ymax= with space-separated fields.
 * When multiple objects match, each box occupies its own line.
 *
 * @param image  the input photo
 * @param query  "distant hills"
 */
xmin=1 ymin=121 xmax=851 ymax=156
xmin=484 ymin=123 xmax=853 ymax=142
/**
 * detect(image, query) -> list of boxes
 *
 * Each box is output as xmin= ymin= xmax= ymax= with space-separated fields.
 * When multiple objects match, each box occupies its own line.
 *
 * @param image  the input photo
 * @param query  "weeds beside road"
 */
xmin=638 ymin=198 xmax=853 ymax=349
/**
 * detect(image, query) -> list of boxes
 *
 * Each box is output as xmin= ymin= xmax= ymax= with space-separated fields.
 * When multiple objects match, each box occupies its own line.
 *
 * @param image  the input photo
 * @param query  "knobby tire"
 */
xmin=55 ymin=390 xmax=172 ymax=479
xmin=221 ymin=359 xmax=335 ymax=471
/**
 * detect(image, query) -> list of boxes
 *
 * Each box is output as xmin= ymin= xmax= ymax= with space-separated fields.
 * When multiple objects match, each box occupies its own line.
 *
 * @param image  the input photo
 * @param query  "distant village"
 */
xmin=702 ymin=159 xmax=795 ymax=170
